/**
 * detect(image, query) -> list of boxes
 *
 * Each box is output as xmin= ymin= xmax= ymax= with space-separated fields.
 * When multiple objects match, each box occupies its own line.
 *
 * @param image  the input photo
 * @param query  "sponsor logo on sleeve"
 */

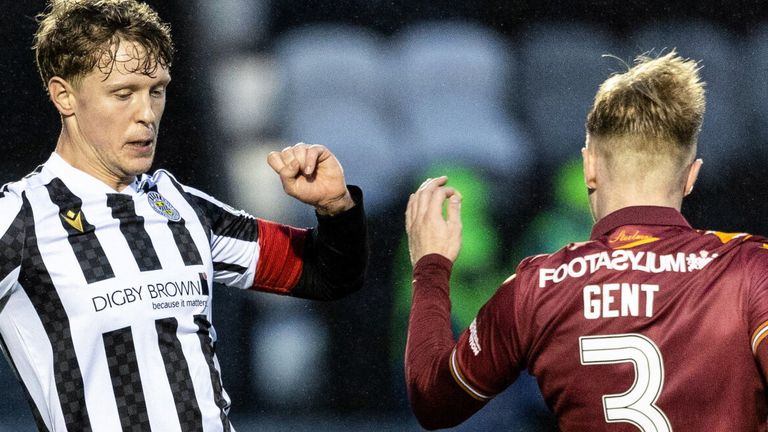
xmin=469 ymin=318 xmax=481 ymax=356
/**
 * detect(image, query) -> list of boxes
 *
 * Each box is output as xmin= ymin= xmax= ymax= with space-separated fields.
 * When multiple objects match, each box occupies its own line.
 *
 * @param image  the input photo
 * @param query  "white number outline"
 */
xmin=579 ymin=333 xmax=672 ymax=432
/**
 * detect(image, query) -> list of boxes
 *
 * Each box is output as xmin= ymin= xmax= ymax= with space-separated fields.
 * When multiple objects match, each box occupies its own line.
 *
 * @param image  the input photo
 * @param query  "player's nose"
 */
xmin=134 ymin=93 xmax=158 ymax=125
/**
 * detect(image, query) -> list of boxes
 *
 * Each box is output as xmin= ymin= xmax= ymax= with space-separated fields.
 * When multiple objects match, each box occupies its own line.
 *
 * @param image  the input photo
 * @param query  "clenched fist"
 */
xmin=267 ymin=143 xmax=354 ymax=216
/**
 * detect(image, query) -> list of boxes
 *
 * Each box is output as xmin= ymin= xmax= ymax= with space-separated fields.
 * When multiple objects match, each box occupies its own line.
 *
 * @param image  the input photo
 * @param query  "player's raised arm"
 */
xmin=255 ymin=143 xmax=367 ymax=300
xmin=404 ymin=177 xmax=525 ymax=429
xmin=403 ymin=177 xmax=482 ymax=428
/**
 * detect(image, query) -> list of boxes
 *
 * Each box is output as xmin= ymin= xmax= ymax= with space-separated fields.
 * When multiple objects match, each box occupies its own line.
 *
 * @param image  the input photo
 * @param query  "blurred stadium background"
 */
xmin=1 ymin=0 xmax=768 ymax=430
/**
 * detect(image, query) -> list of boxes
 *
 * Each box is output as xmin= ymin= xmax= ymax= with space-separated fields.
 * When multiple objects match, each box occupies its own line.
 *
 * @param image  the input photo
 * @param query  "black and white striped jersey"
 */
xmin=0 ymin=152 xmax=368 ymax=431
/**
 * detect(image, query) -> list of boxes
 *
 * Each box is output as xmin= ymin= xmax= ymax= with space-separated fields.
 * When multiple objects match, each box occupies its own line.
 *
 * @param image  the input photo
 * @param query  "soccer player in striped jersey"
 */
xmin=0 ymin=1 xmax=367 ymax=430
xmin=405 ymin=51 xmax=768 ymax=431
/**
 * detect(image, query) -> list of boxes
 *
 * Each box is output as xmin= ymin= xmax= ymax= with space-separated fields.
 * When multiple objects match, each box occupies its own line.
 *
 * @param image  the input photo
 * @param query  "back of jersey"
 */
xmin=518 ymin=208 xmax=768 ymax=431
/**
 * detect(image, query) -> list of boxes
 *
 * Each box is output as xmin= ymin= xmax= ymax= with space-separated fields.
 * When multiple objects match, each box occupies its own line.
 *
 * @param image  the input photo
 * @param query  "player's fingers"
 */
xmin=446 ymin=189 xmax=462 ymax=227
xmin=414 ymin=176 xmax=447 ymax=220
xmin=267 ymin=151 xmax=286 ymax=174
xmin=417 ymin=176 xmax=447 ymax=192
xmin=409 ymin=179 xmax=429 ymax=221
xmin=405 ymin=193 xmax=415 ymax=233
xmin=425 ymin=186 xmax=451 ymax=221
xmin=290 ymin=143 xmax=309 ymax=174
xmin=415 ymin=181 xmax=438 ymax=221
xmin=304 ymin=144 xmax=325 ymax=175
xmin=278 ymin=145 xmax=301 ymax=177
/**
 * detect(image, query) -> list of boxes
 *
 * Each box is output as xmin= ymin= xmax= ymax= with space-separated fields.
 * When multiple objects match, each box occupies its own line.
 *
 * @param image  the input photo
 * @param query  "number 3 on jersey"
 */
xmin=579 ymin=334 xmax=672 ymax=432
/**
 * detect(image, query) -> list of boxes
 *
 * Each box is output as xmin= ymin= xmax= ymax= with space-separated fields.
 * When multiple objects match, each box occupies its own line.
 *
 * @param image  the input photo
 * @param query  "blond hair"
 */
xmin=33 ymin=0 xmax=173 ymax=90
xmin=586 ymin=51 xmax=705 ymax=168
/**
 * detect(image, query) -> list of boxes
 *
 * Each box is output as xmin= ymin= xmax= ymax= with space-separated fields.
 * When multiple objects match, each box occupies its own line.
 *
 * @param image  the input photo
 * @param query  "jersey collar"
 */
xmin=45 ymin=152 xmax=145 ymax=194
xmin=590 ymin=206 xmax=692 ymax=240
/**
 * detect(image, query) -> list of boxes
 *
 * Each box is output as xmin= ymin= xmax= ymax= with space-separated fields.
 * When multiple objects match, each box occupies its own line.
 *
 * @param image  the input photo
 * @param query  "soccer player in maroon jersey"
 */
xmin=405 ymin=51 xmax=768 ymax=431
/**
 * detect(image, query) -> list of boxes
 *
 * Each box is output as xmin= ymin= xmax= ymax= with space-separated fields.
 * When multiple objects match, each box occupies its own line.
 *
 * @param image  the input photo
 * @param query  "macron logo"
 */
xmin=61 ymin=209 xmax=84 ymax=233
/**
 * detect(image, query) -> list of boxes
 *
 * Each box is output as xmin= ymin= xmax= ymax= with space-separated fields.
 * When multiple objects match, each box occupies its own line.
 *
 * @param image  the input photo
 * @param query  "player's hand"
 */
xmin=405 ymin=176 xmax=462 ymax=266
xmin=267 ymin=143 xmax=354 ymax=216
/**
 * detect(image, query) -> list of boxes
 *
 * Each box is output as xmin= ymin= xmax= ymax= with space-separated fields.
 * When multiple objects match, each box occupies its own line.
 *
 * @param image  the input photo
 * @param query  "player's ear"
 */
xmin=48 ymin=76 xmax=76 ymax=117
xmin=582 ymin=138 xmax=597 ymax=192
xmin=684 ymin=158 xmax=703 ymax=197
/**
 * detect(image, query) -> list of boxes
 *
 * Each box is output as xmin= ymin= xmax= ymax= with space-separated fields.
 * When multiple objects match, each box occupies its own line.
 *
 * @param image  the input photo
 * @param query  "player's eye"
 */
xmin=150 ymin=87 xmax=165 ymax=98
xmin=114 ymin=91 xmax=132 ymax=100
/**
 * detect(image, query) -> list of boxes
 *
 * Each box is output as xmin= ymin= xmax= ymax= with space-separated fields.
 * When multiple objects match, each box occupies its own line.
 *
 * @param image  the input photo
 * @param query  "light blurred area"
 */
xmin=2 ymin=0 xmax=768 ymax=430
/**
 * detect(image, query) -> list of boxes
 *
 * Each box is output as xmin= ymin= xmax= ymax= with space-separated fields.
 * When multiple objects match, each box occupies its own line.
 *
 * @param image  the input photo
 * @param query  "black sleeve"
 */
xmin=290 ymin=186 xmax=368 ymax=300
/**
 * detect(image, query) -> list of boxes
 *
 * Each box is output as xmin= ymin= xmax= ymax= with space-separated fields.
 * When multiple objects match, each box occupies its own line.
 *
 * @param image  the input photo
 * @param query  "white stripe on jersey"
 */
xmin=84 ymin=332 xmax=124 ymax=432
xmin=0 ymin=282 xmax=58 ymax=430
xmin=0 ymin=194 xmax=23 ymax=299
xmin=139 ymin=322 xmax=186 ymax=432
xmin=752 ymin=326 xmax=768 ymax=354
xmin=178 ymin=318 xmax=224 ymax=431
xmin=450 ymin=349 xmax=492 ymax=400
xmin=212 ymin=236 xmax=259 ymax=288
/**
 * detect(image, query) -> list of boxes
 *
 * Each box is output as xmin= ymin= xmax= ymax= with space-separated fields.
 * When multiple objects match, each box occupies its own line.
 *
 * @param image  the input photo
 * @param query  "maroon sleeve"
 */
xmin=747 ymin=244 xmax=768 ymax=378
xmin=405 ymin=254 xmax=485 ymax=429
xmin=452 ymin=272 xmax=523 ymax=401
xmin=406 ymin=253 xmax=524 ymax=429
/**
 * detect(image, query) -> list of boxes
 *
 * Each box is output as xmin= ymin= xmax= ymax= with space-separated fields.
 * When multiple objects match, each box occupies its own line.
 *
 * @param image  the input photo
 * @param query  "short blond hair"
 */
xmin=33 ymin=0 xmax=173 ymax=90
xmin=586 ymin=51 xmax=705 ymax=166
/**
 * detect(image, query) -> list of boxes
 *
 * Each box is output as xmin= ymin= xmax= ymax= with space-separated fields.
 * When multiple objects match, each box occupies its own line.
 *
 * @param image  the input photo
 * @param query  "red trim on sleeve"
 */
xmin=253 ymin=219 xmax=308 ymax=294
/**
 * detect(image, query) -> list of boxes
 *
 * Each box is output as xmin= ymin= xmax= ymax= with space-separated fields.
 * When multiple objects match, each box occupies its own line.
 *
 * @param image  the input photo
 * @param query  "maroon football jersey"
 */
xmin=438 ymin=206 xmax=768 ymax=431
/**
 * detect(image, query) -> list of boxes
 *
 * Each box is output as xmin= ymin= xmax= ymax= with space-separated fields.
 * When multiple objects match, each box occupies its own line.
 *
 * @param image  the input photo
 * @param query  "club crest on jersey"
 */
xmin=148 ymin=191 xmax=181 ymax=222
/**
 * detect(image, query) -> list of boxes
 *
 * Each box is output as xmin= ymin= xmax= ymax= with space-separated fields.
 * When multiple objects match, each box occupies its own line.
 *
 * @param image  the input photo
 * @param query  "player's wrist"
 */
xmin=315 ymin=189 xmax=354 ymax=216
xmin=413 ymin=253 xmax=454 ymax=271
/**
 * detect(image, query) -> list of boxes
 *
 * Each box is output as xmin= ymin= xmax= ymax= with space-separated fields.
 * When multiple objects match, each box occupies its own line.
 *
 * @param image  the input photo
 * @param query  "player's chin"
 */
xmin=122 ymin=156 xmax=155 ymax=177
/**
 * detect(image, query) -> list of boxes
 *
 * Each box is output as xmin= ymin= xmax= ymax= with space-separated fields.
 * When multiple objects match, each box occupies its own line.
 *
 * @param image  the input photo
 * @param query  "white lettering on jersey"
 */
xmin=539 ymin=250 xmax=716 ymax=288
xmin=469 ymin=318 xmax=481 ymax=356
xmin=583 ymin=283 xmax=659 ymax=319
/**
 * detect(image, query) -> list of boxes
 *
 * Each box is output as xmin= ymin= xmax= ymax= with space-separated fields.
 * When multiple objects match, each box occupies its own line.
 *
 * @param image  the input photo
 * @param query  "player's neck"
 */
xmin=54 ymin=130 xmax=135 ymax=191
xmin=594 ymin=187 xmax=684 ymax=221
